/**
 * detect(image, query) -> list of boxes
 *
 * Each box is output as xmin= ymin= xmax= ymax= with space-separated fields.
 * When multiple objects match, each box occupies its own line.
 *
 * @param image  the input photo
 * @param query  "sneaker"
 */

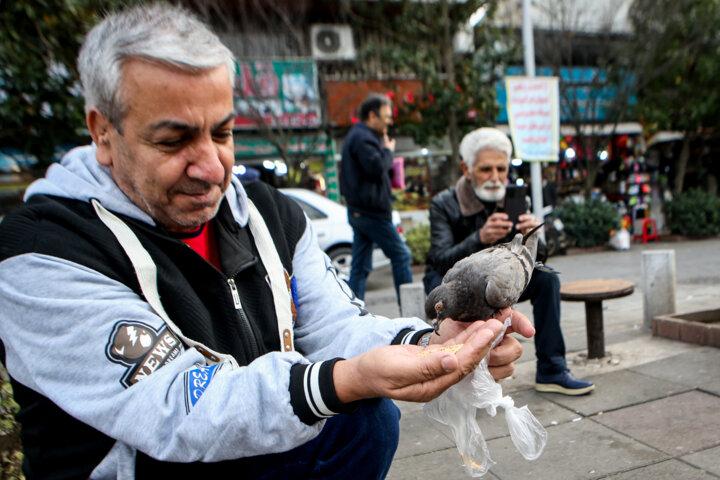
xmin=535 ymin=371 xmax=595 ymax=396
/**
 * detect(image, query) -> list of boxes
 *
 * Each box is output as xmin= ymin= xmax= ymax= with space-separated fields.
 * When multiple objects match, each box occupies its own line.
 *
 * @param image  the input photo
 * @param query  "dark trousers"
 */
xmin=424 ymin=268 xmax=567 ymax=376
xmin=347 ymin=211 xmax=412 ymax=301
xmin=518 ymin=269 xmax=568 ymax=376
xmin=241 ymin=398 xmax=401 ymax=479
xmin=136 ymin=398 xmax=401 ymax=479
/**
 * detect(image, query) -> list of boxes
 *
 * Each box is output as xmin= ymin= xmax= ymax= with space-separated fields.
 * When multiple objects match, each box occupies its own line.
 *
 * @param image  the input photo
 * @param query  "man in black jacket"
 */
xmin=340 ymin=94 xmax=412 ymax=301
xmin=424 ymin=127 xmax=594 ymax=396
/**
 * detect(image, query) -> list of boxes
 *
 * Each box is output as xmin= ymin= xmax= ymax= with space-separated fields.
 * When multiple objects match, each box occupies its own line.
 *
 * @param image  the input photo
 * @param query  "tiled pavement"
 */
xmin=387 ymin=347 xmax=720 ymax=479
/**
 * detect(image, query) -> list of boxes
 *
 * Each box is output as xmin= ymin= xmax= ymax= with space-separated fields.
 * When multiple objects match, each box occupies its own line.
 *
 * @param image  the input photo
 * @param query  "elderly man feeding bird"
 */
xmin=423 ymin=127 xmax=594 ymax=396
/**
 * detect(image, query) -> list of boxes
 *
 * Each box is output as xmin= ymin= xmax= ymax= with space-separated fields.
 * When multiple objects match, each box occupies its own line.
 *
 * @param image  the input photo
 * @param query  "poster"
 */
xmin=233 ymin=60 xmax=321 ymax=129
xmin=505 ymin=76 xmax=560 ymax=161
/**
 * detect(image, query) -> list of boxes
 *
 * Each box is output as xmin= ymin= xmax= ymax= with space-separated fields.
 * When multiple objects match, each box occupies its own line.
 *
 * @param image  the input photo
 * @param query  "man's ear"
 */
xmin=86 ymin=108 xmax=114 ymax=167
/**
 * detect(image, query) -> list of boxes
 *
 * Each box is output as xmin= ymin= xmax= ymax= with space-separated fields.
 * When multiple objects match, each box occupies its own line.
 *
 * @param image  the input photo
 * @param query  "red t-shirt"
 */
xmin=174 ymin=221 xmax=221 ymax=270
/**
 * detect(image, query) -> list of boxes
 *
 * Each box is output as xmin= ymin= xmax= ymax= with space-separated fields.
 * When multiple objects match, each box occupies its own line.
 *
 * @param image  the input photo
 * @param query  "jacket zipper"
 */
xmin=227 ymin=278 xmax=260 ymax=359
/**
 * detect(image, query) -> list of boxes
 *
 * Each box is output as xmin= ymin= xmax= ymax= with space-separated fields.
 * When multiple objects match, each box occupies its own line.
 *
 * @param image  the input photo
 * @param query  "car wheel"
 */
xmin=327 ymin=246 xmax=352 ymax=282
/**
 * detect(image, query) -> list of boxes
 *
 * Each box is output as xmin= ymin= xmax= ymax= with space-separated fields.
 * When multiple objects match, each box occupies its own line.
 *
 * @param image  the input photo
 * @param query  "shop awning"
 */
xmin=646 ymin=131 xmax=684 ymax=148
xmin=496 ymin=122 xmax=643 ymax=137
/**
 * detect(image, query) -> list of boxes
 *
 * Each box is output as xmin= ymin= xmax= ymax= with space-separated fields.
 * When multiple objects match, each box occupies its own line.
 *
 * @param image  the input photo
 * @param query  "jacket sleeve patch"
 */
xmin=106 ymin=321 xmax=183 ymax=388
xmin=184 ymin=363 xmax=221 ymax=413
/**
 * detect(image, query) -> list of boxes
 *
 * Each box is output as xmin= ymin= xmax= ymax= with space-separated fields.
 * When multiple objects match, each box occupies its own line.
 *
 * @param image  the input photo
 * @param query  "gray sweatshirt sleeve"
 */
xmin=0 ymin=253 xmax=325 ymax=462
xmin=291 ymin=219 xmax=432 ymax=361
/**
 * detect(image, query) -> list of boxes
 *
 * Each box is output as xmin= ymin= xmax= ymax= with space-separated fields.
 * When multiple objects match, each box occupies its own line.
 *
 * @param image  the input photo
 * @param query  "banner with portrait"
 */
xmin=233 ymin=60 xmax=322 ymax=129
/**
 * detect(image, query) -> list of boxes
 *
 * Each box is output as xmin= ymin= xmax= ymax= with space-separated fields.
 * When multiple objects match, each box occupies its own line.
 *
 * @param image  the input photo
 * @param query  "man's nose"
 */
xmin=488 ymin=167 xmax=500 ymax=181
xmin=186 ymin=137 xmax=226 ymax=184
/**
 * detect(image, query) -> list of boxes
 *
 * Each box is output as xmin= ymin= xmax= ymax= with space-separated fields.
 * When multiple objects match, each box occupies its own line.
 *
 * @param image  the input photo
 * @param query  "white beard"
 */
xmin=473 ymin=180 xmax=506 ymax=202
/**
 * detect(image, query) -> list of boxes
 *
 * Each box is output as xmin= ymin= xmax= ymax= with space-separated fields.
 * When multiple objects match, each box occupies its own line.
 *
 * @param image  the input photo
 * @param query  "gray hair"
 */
xmin=459 ymin=127 xmax=513 ymax=170
xmin=78 ymin=3 xmax=235 ymax=129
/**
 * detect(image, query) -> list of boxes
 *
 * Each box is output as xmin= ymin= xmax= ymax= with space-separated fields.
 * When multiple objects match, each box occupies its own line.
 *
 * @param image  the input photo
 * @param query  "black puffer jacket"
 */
xmin=424 ymin=187 xmax=546 ymax=291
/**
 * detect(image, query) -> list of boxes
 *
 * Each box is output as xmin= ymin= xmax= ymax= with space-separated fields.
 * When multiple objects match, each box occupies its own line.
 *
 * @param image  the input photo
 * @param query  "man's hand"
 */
xmin=430 ymin=307 xmax=534 ymax=381
xmin=333 ymin=320 xmax=505 ymax=404
xmin=383 ymin=132 xmax=396 ymax=152
xmin=516 ymin=213 xmax=540 ymax=235
xmin=478 ymin=212 xmax=513 ymax=244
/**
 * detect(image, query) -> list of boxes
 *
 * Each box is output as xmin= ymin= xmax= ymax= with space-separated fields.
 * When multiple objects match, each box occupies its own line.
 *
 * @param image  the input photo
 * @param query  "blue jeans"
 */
xmin=347 ymin=210 xmax=412 ymax=301
xmin=136 ymin=398 xmax=401 ymax=478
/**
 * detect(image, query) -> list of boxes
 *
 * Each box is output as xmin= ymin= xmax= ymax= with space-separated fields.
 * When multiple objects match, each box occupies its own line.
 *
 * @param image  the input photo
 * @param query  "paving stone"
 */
xmin=484 ymin=419 xmax=666 ymax=480
xmin=387 ymin=446 xmax=501 ymax=480
xmin=630 ymin=347 xmax=720 ymax=396
xmin=682 ymin=445 xmax=720 ymax=477
xmin=601 ymin=459 xmax=717 ymax=479
xmin=394 ymin=408 xmax=455 ymax=460
xmin=395 ymin=399 xmax=425 ymax=416
xmin=594 ymin=390 xmax=720 ymax=456
xmin=535 ymin=369 xmax=691 ymax=416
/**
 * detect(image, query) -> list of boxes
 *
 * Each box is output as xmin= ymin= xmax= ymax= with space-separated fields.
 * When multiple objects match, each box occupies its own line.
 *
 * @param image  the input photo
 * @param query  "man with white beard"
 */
xmin=423 ymin=127 xmax=594 ymax=396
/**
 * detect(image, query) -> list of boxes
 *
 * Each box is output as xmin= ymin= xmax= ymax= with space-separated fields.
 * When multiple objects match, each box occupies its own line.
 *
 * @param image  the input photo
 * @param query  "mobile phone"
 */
xmin=504 ymin=185 xmax=527 ymax=225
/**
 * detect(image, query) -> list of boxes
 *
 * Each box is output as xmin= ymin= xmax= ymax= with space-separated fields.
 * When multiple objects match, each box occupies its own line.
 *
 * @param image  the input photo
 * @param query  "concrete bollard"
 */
xmin=399 ymin=282 xmax=427 ymax=320
xmin=642 ymin=250 xmax=677 ymax=329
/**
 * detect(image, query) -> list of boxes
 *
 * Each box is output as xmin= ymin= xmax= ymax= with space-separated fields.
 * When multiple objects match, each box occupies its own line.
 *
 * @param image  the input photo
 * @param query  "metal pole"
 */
xmin=522 ymin=0 xmax=545 ymax=235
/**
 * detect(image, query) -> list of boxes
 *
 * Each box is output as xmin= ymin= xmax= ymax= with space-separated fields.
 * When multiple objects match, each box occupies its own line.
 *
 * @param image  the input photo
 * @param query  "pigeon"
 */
xmin=425 ymin=224 xmax=547 ymax=332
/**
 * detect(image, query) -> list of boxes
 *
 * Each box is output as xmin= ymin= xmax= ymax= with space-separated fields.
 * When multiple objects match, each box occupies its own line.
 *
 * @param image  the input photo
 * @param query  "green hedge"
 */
xmin=405 ymin=223 xmax=431 ymax=265
xmin=556 ymin=199 xmax=621 ymax=248
xmin=664 ymin=189 xmax=720 ymax=236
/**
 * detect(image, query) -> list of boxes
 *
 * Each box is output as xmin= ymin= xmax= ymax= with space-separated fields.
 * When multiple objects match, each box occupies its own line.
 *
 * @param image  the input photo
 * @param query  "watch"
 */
xmin=418 ymin=331 xmax=433 ymax=347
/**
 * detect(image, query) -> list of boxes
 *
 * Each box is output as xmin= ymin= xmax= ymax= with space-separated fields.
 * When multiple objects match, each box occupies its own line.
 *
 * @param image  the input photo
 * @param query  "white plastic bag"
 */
xmin=423 ymin=316 xmax=547 ymax=477
xmin=609 ymin=228 xmax=631 ymax=250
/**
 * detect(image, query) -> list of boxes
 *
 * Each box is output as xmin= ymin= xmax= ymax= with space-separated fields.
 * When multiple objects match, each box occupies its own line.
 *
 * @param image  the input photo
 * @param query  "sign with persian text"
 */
xmin=505 ymin=76 xmax=560 ymax=161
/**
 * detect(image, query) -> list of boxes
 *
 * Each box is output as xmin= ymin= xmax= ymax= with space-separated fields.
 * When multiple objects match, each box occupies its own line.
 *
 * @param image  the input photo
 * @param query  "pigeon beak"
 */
xmin=522 ymin=223 xmax=545 ymax=245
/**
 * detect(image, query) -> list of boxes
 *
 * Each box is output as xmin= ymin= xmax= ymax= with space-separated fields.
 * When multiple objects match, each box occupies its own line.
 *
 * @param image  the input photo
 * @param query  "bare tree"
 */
xmin=529 ymin=0 xmax=636 ymax=198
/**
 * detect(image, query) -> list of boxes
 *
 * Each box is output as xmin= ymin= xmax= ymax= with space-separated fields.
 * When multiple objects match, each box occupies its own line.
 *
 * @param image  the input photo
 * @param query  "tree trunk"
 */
xmin=673 ymin=131 xmax=691 ymax=195
xmin=583 ymin=136 xmax=600 ymax=201
xmin=441 ymin=0 xmax=462 ymax=181
xmin=447 ymin=110 xmax=461 ymax=181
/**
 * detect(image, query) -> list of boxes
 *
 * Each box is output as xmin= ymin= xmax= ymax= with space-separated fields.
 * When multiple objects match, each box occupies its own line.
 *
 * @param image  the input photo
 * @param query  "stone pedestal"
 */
xmin=642 ymin=250 xmax=676 ymax=329
xmin=400 ymin=282 xmax=426 ymax=320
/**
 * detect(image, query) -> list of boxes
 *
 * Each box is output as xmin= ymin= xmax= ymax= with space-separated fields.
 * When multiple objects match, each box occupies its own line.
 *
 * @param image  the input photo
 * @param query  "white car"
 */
xmin=280 ymin=188 xmax=399 ymax=281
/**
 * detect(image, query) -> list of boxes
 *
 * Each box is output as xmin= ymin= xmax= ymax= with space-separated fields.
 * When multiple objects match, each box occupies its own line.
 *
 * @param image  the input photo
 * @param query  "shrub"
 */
xmin=0 ymin=367 xmax=22 ymax=478
xmin=405 ymin=223 xmax=431 ymax=265
xmin=664 ymin=189 xmax=720 ymax=236
xmin=556 ymin=199 xmax=621 ymax=248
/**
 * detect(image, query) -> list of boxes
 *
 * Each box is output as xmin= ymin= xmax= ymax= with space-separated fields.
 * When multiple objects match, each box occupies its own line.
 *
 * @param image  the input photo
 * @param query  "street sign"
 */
xmin=505 ymin=76 xmax=560 ymax=161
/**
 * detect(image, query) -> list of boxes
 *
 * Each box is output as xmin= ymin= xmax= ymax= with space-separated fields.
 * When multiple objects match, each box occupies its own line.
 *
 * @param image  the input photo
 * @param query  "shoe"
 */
xmin=535 ymin=371 xmax=595 ymax=396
